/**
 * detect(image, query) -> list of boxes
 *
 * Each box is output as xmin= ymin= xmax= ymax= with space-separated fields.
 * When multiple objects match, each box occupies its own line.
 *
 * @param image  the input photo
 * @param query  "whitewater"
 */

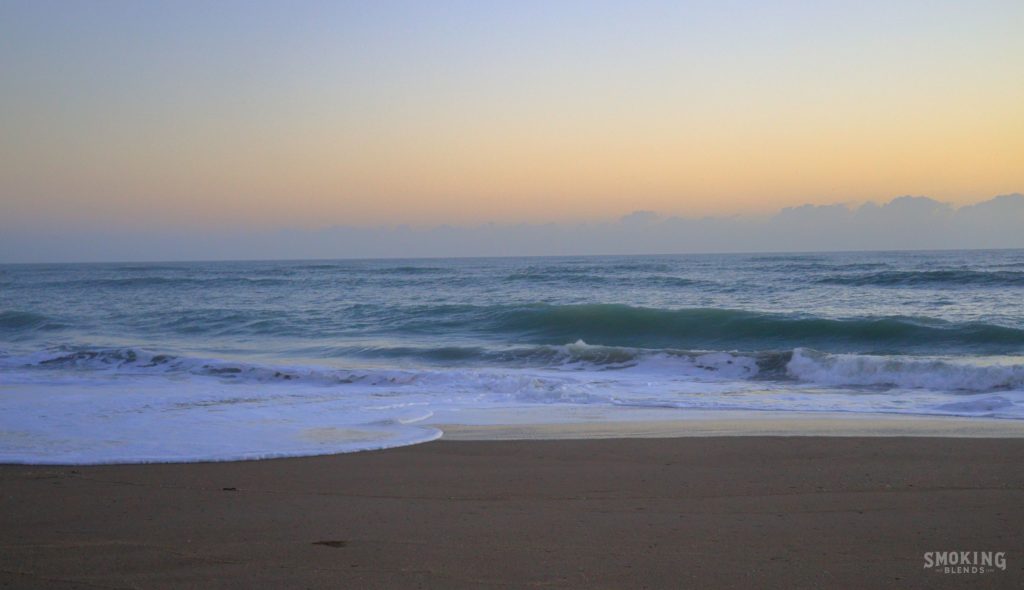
xmin=2 ymin=250 xmax=1023 ymax=463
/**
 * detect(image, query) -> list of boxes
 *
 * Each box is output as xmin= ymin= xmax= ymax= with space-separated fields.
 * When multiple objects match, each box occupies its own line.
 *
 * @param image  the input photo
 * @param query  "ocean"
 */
xmin=2 ymin=249 xmax=1023 ymax=463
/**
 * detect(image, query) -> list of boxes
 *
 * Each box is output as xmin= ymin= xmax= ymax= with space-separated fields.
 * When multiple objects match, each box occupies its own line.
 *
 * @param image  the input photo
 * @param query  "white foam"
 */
xmin=0 ymin=379 xmax=440 ymax=464
xmin=2 ymin=347 xmax=1024 ymax=463
xmin=787 ymin=348 xmax=1024 ymax=391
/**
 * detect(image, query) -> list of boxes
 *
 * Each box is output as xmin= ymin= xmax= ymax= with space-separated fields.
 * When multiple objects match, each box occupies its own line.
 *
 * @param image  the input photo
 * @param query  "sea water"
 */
xmin=2 ymin=250 xmax=1023 ymax=463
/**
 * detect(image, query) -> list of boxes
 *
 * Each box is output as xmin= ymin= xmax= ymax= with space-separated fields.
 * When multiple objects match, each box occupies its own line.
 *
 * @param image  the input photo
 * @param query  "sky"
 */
xmin=3 ymin=194 xmax=1023 ymax=262
xmin=1 ymin=1 xmax=1023 ymax=261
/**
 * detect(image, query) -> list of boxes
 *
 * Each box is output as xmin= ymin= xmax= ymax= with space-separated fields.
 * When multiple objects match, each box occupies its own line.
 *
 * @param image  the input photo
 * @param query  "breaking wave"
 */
xmin=6 ymin=343 xmax=1023 ymax=394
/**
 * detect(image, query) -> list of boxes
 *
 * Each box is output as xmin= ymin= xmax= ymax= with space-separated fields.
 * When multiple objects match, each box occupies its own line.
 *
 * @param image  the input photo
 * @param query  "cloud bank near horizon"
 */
xmin=3 ymin=194 xmax=1023 ymax=263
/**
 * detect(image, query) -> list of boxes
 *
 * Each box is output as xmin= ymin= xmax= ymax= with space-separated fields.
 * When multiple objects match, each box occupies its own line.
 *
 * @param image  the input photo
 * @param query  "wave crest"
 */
xmin=487 ymin=304 xmax=1024 ymax=352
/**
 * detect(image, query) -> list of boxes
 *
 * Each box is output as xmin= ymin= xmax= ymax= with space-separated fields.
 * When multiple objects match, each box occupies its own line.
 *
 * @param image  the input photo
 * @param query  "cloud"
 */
xmin=2 ymin=194 xmax=1022 ymax=263
xmin=618 ymin=210 xmax=661 ymax=225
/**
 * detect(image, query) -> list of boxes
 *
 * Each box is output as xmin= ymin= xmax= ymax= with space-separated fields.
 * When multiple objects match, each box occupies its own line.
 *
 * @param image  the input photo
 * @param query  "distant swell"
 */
xmin=817 ymin=269 xmax=1024 ymax=287
xmin=75 ymin=276 xmax=292 ymax=288
xmin=0 ymin=310 xmax=64 ymax=333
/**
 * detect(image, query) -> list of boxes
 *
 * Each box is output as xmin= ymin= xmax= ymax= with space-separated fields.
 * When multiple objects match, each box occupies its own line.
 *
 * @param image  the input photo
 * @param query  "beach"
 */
xmin=3 ymin=254 xmax=1024 ymax=587
xmin=3 ymin=433 xmax=1022 ymax=589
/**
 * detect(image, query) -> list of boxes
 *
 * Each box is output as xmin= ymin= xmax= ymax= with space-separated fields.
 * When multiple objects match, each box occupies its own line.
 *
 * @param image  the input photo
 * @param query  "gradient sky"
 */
xmin=2 ymin=0 xmax=1023 ymax=234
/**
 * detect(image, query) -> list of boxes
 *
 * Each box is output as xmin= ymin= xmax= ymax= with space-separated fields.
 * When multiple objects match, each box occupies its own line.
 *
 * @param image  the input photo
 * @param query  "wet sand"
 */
xmin=431 ymin=408 xmax=1024 ymax=439
xmin=2 ymin=436 xmax=1023 ymax=589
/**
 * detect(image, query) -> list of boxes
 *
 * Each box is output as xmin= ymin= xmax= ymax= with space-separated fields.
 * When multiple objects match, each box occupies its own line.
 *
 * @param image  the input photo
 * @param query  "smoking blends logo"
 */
xmin=923 ymin=551 xmax=1006 ymax=574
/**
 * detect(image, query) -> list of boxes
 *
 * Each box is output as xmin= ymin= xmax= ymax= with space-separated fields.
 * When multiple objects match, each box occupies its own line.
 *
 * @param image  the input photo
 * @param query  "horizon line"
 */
xmin=4 ymin=246 xmax=1023 ymax=267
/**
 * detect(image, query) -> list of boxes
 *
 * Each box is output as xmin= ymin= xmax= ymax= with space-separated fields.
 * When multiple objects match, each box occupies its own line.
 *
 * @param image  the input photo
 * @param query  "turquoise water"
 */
xmin=2 ymin=250 xmax=1023 ymax=463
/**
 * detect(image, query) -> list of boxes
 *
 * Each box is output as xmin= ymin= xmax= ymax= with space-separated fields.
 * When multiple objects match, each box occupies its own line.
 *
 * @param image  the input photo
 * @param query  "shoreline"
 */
xmin=428 ymin=407 xmax=1024 ymax=440
xmin=4 ymin=409 xmax=1024 ymax=467
xmin=3 ymin=435 xmax=1023 ymax=588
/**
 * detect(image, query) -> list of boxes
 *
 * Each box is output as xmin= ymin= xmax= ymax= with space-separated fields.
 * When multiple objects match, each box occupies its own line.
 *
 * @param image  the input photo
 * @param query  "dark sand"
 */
xmin=2 ymin=437 xmax=1022 ymax=589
